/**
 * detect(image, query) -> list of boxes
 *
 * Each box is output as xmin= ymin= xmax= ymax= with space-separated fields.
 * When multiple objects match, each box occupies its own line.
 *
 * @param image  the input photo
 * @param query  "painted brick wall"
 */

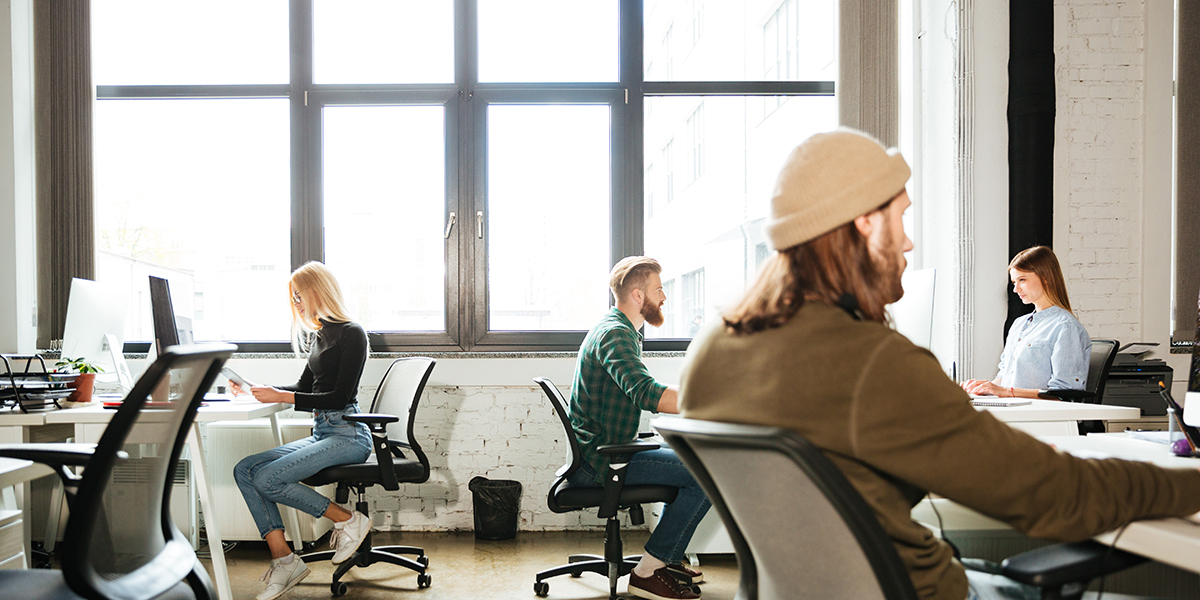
xmin=1055 ymin=0 xmax=1146 ymax=340
xmin=351 ymin=382 xmax=651 ymax=532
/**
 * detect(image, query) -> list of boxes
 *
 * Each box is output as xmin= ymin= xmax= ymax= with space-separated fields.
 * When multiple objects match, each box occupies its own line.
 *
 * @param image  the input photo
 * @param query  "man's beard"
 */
xmin=872 ymin=228 xmax=906 ymax=305
xmin=641 ymin=299 xmax=665 ymax=327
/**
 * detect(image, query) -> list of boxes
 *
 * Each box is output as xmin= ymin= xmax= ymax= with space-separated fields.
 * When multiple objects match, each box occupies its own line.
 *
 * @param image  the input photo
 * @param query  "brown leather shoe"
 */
xmin=628 ymin=567 xmax=701 ymax=600
xmin=667 ymin=562 xmax=704 ymax=584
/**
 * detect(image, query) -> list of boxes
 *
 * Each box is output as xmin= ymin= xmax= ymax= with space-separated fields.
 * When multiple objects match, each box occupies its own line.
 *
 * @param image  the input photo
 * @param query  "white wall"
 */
xmin=1053 ymin=0 xmax=1181 ymax=380
xmin=0 ymin=0 xmax=36 ymax=354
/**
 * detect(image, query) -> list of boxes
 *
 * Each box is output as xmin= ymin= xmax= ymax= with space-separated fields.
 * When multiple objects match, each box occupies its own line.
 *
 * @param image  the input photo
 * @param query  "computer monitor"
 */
xmin=887 ymin=267 xmax=936 ymax=349
xmin=61 ymin=278 xmax=134 ymax=392
xmin=1183 ymin=287 xmax=1200 ymax=426
xmin=149 ymin=276 xmax=193 ymax=355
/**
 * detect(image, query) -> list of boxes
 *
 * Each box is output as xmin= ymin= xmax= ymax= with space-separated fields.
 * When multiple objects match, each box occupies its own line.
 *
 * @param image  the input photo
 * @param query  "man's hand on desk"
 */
xmin=250 ymin=387 xmax=295 ymax=404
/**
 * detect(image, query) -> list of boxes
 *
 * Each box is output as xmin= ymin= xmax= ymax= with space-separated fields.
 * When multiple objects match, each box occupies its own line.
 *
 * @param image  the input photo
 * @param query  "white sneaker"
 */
xmin=256 ymin=555 xmax=310 ymax=600
xmin=330 ymin=511 xmax=371 ymax=564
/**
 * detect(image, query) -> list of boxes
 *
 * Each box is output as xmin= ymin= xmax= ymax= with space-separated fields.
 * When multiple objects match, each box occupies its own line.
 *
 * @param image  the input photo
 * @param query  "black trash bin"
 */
xmin=469 ymin=476 xmax=522 ymax=540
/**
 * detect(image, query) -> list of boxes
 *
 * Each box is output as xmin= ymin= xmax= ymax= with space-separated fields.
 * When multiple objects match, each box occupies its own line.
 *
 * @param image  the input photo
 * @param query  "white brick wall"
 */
xmin=351 ymin=382 xmax=651 ymax=532
xmin=1055 ymin=0 xmax=1146 ymax=341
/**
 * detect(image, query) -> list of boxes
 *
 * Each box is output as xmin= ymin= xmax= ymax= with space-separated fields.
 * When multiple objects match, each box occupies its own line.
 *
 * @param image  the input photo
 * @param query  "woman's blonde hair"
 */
xmin=288 ymin=261 xmax=354 ymax=353
xmin=1008 ymin=246 xmax=1073 ymax=314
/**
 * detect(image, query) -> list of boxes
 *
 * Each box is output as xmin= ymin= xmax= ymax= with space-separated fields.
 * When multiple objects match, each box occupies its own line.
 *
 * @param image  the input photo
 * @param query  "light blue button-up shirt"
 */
xmin=996 ymin=305 xmax=1091 ymax=390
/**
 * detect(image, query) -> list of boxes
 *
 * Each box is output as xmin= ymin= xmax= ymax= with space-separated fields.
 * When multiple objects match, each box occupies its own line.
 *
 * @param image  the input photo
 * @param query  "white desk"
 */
xmin=914 ymin=433 xmax=1200 ymax=575
xmin=978 ymin=400 xmax=1140 ymax=436
xmin=0 ymin=457 xmax=53 ymax=569
xmin=40 ymin=401 xmax=302 ymax=600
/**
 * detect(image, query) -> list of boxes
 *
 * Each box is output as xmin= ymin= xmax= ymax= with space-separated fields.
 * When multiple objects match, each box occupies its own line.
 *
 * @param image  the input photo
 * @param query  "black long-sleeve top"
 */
xmin=278 ymin=319 xmax=368 ymax=412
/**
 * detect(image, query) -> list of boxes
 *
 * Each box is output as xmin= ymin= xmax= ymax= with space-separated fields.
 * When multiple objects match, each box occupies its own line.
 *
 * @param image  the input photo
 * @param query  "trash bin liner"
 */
xmin=469 ymin=476 xmax=522 ymax=540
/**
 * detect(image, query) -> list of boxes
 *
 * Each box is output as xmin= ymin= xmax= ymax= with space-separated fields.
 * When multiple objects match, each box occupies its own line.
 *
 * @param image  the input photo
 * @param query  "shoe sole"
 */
xmin=627 ymin=582 xmax=698 ymax=600
xmin=257 ymin=567 xmax=310 ymax=600
xmin=331 ymin=531 xmax=371 ymax=565
xmin=668 ymin=568 xmax=704 ymax=584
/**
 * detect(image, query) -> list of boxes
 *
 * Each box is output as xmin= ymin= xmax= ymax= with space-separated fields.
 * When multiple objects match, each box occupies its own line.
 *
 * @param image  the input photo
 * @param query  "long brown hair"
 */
xmin=1008 ymin=246 xmax=1073 ymax=314
xmin=723 ymin=219 xmax=898 ymax=334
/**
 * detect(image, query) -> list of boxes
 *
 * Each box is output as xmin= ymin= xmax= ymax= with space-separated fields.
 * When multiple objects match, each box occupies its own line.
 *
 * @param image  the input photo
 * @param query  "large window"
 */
xmin=91 ymin=0 xmax=835 ymax=351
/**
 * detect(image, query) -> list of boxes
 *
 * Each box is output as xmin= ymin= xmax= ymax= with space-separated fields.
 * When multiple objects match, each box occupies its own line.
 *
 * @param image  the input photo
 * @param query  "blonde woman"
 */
xmin=961 ymin=246 xmax=1091 ymax=399
xmin=232 ymin=262 xmax=372 ymax=600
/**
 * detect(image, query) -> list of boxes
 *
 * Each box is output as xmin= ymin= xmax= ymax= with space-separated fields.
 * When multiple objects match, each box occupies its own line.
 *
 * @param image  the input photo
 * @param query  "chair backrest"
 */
xmin=370 ymin=357 xmax=435 ymax=473
xmin=1087 ymin=339 xmax=1119 ymax=404
xmin=533 ymin=377 xmax=584 ymax=513
xmin=653 ymin=418 xmax=919 ymax=600
xmin=64 ymin=344 xmax=234 ymax=600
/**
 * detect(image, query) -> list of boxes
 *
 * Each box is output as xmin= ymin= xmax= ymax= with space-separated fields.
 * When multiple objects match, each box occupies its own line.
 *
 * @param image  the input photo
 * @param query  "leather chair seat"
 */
xmin=554 ymin=482 xmax=678 ymax=511
xmin=302 ymin=455 xmax=426 ymax=488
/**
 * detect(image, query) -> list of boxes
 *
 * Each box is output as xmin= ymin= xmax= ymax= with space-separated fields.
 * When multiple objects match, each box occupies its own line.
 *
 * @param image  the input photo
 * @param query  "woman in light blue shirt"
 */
xmin=962 ymin=246 xmax=1091 ymax=399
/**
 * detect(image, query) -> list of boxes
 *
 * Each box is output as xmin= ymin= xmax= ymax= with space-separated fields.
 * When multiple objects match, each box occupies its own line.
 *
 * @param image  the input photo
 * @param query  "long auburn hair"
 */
xmin=1008 ymin=246 xmax=1073 ymax=314
xmin=289 ymin=261 xmax=355 ymax=354
xmin=723 ymin=219 xmax=897 ymax=334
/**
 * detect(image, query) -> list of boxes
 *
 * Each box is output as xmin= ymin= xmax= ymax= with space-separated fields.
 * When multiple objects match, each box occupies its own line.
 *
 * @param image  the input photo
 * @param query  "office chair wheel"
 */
xmin=331 ymin=581 xmax=348 ymax=596
xmin=417 ymin=573 xmax=432 ymax=588
xmin=570 ymin=569 xmax=583 ymax=577
xmin=418 ymin=554 xmax=430 ymax=567
xmin=534 ymin=581 xmax=549 ymax=596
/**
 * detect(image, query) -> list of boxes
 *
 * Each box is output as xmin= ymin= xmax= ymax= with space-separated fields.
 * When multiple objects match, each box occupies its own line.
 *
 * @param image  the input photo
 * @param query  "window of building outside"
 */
xmin=90 ymin=0 xmax=836 ymax=351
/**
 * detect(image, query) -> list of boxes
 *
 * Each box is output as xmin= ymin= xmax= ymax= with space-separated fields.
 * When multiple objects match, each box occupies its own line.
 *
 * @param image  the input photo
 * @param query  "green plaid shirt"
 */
xmin=569 ymin=308 xmax=667 ymax=483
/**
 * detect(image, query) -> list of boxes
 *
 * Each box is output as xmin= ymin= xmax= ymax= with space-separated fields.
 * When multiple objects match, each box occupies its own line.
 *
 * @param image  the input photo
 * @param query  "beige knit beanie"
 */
xmin=765 ymin=127 xmax=911 ymax=251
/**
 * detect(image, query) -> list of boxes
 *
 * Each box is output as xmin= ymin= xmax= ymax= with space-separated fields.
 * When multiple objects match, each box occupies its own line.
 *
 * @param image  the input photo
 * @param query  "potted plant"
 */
xmin=56 ymin=357 xmax=103 ymax=403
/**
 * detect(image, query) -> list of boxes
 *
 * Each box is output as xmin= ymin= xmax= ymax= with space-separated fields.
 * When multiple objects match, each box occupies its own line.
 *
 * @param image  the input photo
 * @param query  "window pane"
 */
xmin=644 ymin=0 xmax=837 ymax=82
xmin=643 ymin=95 xmax=836 ymax=338
xmin=323 ymin=106 xmax=447 ymax=332
xmin=94 ymin=100 xmax=291 ymax=343
xmin=313 ymin=1 xmax=455 ymax=84
xmin=92 ymin=0 xmax=288 ymax=85
xmin=488 ymin=105 xmax=611 ymax=330
xmin=478 ymin=0 xmax=618 ymax=83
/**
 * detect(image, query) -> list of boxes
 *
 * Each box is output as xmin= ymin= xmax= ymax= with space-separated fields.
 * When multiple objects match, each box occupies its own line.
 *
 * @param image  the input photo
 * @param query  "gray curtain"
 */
xmin=35 ymin=0 xmax=94 ymax=348
xmin=1176 ymin=2 xmax=1200 ymax=343
xmin=839 ymin=0 xmax=899 ymax=147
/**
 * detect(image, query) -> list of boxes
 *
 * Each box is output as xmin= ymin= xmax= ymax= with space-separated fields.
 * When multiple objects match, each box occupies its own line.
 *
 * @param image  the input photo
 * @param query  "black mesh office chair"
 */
xmin=301 ymin=357 xmax=436 ymax=596
xmin=0 ymin=344 xmax=235 ymax=600
xmin=1039 ymin=338 xmax=1120 ymax=434
xmin=532 ymin=377 xmax=684 ymax=600
xmin=653 ymin=418 xmax=1148 ymax=600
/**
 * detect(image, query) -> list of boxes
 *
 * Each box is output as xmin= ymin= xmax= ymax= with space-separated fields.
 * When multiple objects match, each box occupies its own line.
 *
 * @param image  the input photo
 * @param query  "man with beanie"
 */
xmin=678 ymin=128 xmax=1200 ymax=600
xmin=568 ymin=256 xmax=711 ymax=600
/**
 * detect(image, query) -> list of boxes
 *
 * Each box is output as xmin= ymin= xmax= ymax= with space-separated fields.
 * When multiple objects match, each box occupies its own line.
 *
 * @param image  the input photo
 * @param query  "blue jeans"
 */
xmin=234 ymin=405 xmax=372 ymax=538
xmin=567 ymin=448 xmax=711 ymax=565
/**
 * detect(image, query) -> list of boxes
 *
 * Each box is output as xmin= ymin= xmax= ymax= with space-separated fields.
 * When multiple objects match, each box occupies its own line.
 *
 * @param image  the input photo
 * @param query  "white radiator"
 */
xmin=203 ymin=418 xmax=335 ymax=543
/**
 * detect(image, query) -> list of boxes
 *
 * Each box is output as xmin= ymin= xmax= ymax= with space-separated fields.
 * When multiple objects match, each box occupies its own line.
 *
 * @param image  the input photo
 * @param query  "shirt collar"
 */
xmin=609 ymin=308 xmax=643 ymax=341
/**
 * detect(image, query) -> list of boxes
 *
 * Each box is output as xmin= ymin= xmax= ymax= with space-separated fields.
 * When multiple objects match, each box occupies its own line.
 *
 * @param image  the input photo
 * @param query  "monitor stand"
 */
xmin=103 ymin=333 xmax=134 ymax=394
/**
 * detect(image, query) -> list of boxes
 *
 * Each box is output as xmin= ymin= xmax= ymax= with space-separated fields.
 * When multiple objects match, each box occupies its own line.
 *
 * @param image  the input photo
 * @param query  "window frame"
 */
xmin=94 ymin=0 xmax=835 ymax=353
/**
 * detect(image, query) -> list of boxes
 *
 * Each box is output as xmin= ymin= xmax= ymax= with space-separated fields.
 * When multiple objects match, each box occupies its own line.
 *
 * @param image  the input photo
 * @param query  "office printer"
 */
xmin=1103 ymin=343 xmax=1172 ymax=416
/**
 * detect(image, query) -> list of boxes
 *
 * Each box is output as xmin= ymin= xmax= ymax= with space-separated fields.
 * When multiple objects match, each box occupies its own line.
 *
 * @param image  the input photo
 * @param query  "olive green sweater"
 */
xmin=679 ymin=301 xmax=1200 ymax=600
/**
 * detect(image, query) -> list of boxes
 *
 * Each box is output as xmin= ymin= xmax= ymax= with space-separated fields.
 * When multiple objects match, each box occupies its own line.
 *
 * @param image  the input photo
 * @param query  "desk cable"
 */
xmin=1093 ymin=521 xmax=1131 ymax=600
xmin=925 ymin=493 xmax=963 ymax=560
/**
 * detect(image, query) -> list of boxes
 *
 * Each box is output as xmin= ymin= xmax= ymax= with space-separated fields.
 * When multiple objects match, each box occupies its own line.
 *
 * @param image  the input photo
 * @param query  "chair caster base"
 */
xmin=534 ymin=581 xmax=549 ymax=596
xmin=417 ymin=573 xmax=432 ymax=588
xmin=331 ymin=581 xmax=348 ymax=596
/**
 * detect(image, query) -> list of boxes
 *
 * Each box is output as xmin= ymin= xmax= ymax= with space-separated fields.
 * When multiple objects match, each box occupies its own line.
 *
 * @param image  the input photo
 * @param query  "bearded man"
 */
xmin=679 ymin=128 xmax=1200 ymax=600
xmin=567 ymin=255 xmax=711 ymax=600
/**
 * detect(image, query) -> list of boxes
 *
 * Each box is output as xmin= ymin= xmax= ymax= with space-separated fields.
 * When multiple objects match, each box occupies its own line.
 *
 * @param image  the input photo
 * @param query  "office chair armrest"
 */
xmin=0 ymin=443 xmax=101 ymax=468
xmin=345 ymin=413 xmax=400 ymax=425
xmin=597 ymin=441 xmax=660 ymax=461
xmin=596 ymin=442 xmax=660 ymax=519
xmin=637 ymin=431 xmax=657 ymax=439
xmin=1000 ymin=541 xmax=1146 ymax=589
xmin=1037 ymin=389 xmax=1096 ymax=402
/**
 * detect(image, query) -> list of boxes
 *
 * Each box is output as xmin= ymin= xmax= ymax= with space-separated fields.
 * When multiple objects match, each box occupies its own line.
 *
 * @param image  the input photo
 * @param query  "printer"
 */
xmin=1103 ymin=343 xmax=1172 ymax=416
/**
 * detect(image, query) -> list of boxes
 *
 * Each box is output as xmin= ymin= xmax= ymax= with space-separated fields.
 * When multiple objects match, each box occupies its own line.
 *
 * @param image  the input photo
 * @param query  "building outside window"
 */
xmin=91 ymin=0 xmax=837 ymax=351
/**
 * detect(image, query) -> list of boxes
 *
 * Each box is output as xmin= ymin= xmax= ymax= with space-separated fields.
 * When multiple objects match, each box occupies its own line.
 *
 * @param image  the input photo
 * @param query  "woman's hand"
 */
xmin=228 ymin=381 xmax=247 ymax=396
xmin=962 ymin=379 xmax=1005 ymax=397
xmin=250 ymin=387 xmax=296 ymax=405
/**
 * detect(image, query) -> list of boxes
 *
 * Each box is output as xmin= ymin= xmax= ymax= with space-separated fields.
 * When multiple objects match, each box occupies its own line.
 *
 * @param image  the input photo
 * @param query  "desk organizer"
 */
xmin=0 ymin=354 xmax=75 ymax=412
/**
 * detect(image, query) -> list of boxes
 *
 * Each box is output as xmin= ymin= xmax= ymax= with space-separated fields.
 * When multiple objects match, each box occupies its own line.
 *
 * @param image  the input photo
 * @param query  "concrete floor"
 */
xmin=214 ymin=530 xmax=741 ymax=600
